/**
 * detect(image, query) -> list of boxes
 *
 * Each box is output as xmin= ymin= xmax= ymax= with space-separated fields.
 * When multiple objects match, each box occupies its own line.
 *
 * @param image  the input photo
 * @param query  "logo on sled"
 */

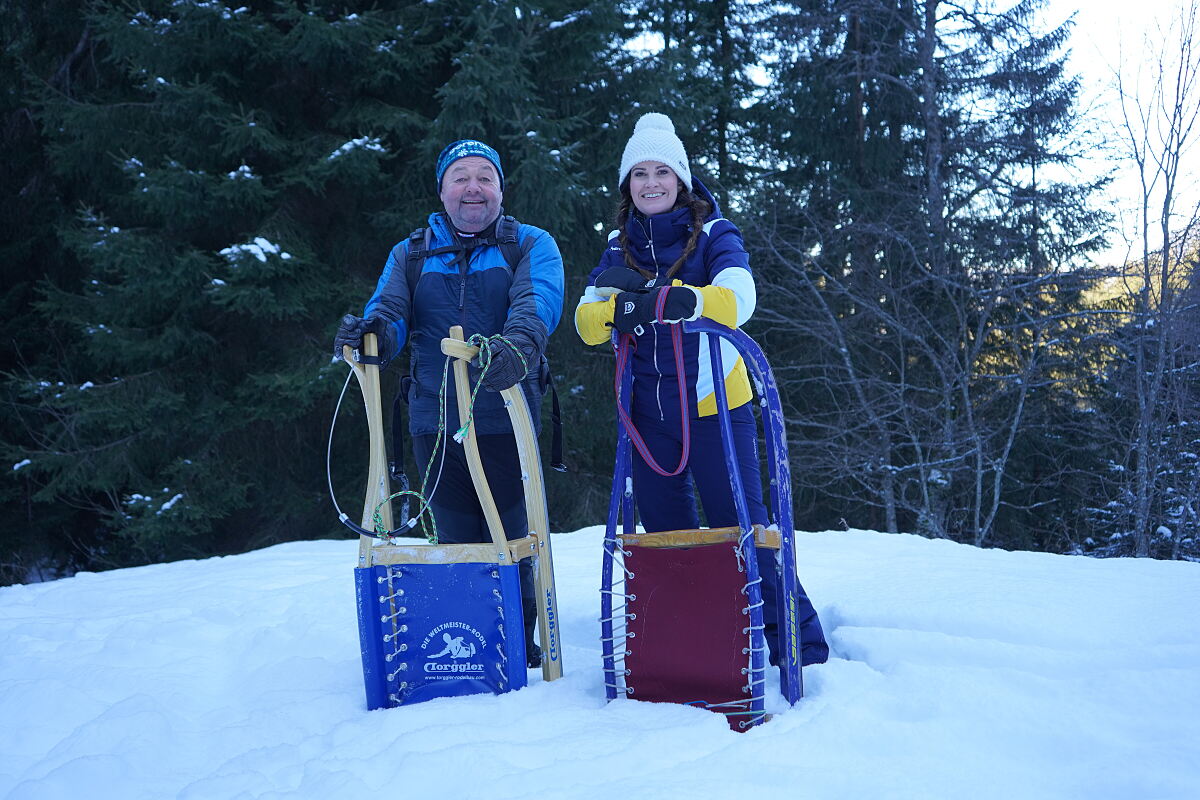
xmin=545 ymin=588 xmax=559 ymax=662
xmin=421 ymin=621 xmax=487 ymax=678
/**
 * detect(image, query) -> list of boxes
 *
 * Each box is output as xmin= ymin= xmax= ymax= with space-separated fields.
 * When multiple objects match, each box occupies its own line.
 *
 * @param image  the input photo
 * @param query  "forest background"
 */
xmin=2 ymin=0 xmax=1197 ymax=585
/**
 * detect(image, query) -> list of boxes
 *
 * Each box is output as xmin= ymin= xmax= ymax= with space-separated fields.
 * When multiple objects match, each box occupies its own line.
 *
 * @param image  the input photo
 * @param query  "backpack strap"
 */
xmin=388 ymin=227 xmax=431 ymax=532
xmin=543 ymin=364 xmax=566 ymax=473
xmin=388 ymin=388 xmax=412 ymax=532
xmin=409 ymin=216 xmax=528 ymax=271
xmin=405 ymin=227 xmax=433 ymax=291
xmin=496 ymin=215 xmax=524 ymax=270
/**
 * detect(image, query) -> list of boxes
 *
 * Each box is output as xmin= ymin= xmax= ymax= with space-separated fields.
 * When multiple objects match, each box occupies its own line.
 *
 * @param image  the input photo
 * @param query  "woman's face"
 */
xmin=628 ymin=161 xmax=680 ymax=216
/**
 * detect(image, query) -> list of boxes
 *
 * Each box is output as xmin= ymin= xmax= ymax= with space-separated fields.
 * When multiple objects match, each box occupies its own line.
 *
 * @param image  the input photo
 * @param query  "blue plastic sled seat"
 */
xmin=356 ymin=548 xmax=531 ymax=709
xmin=343 ymin=328 xmax=563 ymax=711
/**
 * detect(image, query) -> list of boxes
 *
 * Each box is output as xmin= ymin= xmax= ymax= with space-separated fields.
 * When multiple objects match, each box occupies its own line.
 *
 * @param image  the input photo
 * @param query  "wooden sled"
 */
xmin=600 ymin=321 xmax=803 ymax=730
xmin=344 ymin=327 xmax=562 ymax=710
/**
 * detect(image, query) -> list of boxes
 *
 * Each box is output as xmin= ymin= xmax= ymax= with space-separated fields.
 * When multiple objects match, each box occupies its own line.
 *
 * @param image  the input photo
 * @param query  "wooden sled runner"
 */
xmin=344 ymin=327 xmax=562 ymax=710
xmin=600 ymin=321 xmax=804 ymax=730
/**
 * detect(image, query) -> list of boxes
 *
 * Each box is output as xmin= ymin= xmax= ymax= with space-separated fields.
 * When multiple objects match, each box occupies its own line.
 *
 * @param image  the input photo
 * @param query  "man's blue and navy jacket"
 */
xmin=365 ymin=211 xmax=564 ymax=436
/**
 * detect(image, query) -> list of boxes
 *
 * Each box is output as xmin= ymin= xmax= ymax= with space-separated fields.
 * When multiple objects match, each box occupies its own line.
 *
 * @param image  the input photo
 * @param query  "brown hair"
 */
xmin=614 ymin=177 xmax=712 ymax=281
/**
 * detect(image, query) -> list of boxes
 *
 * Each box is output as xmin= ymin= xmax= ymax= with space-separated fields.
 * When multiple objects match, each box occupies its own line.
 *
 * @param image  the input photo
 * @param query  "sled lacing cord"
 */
xmin=686 ymin=699 xmax=767 ymax=729
xmin=603 ymin=541 xmax=635 ymax=580
xmin=614 ymin=319 xmax=690 ymax=477
xmin=599 ymin=546 xmax=634 ymax=625
xmin=601 ymin=535 xmax=635 ymax=693
xmin=736 ymin=528 xmax=768 ymax=729
xmin=452 ymin=332 xmax=528 ymax=443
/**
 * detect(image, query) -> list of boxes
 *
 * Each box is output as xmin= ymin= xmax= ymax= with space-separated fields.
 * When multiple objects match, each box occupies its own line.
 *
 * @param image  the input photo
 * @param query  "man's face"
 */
xmin=439 ymin=156 xmax=503 ymax=232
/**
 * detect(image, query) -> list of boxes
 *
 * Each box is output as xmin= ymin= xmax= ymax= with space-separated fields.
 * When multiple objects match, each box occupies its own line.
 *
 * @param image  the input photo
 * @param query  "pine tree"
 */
xmin=2 ymin=0 xmax=113 ymax=582
xmin=744 ymin=0 xmax=1109 ymax=545
xmin=7 ymin=1 xmax=447 ymax=571
xmin=2 ymin=0 xmax=647 ymax=576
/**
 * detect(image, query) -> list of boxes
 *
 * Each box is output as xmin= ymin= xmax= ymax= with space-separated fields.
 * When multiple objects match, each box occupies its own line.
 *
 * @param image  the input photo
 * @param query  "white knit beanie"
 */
xmin=618 ymin=112 xmax=692 ymax=191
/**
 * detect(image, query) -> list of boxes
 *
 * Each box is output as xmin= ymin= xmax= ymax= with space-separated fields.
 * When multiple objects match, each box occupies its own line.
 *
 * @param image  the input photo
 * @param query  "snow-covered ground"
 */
xmin=2 ymin=527 xmax=1197 ymax=800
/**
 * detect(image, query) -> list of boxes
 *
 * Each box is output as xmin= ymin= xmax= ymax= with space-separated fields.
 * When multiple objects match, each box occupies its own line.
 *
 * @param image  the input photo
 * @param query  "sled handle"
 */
xmin=440 ymin=327 xmax=564 ymax=681
xmin=441 ymin=327 xmax=512 ymax=563
xmin=343 ymin=334 xmax=394 ymax=567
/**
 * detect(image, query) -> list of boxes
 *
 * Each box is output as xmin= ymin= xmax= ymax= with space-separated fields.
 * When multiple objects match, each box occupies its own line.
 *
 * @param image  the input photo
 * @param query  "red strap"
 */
xmin=654 ymin=286 xmax=670 ymax=321
xmin=614 ymin=318 xmax=691 ymax=477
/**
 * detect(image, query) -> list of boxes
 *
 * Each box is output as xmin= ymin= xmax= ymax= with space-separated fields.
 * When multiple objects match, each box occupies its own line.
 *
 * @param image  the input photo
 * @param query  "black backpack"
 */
xmin=389 ymin=216 xmax=565 ymax=514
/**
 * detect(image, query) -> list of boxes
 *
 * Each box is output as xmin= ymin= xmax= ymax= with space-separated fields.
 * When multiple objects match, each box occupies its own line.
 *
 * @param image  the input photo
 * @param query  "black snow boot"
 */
xmin=526 ymin=640 xmax=542 ymax=669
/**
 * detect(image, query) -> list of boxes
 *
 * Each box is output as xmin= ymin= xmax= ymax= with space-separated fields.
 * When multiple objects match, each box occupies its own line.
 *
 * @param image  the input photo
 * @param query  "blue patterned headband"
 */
xmin=435 ymin=140 xmax=504 ymax=191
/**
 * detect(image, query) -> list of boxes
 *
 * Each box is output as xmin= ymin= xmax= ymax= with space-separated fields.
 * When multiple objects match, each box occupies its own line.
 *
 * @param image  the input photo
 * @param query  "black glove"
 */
xmin=656 ymin=286 xmax=699 ymax=323
xmin=593 ymin=266 xmax=659 ymax=297
xmin=611 ymin=287 xmax=699 ymax=334
xmin=333 ymin=315 xmax=397 ymax=364
xmin=333 ymin=314 xmax=368 ymax=356
xmin=472 ymin=325 xmax=547 ymax=392
xmin=611 ymin=291 xmax=658 ymax=334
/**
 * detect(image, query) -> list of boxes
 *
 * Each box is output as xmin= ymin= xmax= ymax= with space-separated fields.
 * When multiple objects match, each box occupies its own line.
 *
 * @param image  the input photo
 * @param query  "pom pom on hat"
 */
xmin=618 ymin=112 xmax=692 ymax=191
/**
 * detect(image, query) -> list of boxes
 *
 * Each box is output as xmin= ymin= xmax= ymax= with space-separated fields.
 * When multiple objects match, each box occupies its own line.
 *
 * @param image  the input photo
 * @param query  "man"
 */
xmin=334 ymin=139 xmax=565 ymax=667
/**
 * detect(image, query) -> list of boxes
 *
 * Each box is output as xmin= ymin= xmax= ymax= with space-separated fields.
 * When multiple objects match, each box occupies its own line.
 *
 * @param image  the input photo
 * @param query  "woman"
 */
xmin=574 ymin=112 xmax=828 ymax=666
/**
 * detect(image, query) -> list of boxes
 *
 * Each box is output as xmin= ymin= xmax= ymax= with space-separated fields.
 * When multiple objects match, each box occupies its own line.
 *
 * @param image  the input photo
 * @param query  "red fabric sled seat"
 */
xmin=621 ymin=527 xmax=779 ymax=726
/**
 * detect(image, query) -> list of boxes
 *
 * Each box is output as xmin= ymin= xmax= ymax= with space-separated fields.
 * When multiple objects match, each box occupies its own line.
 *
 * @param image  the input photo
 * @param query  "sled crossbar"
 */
xmin=363 ymin=536 xmax=540 ymax=566
xmin=617 ymin=525 xmax=780 ymax=550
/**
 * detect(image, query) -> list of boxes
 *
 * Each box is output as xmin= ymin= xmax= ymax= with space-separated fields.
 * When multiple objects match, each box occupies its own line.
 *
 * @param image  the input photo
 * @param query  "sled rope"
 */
xmin=327 ymin=370 xmax=423 ymax=541
xmin=326 ymin=352 xmax=446 ymax=544
xmin=369 ymin=354 xmax=459 ymax=543
xmin=331 ymin=332 xmax=529 ymax=544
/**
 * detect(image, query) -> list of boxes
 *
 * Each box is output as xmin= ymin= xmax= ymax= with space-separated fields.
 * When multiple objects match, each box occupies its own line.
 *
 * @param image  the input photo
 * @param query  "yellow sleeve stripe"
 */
xmin=696 ymin=356 xmax=753 ymax=416
xmin=694 ymin=284 xmax=740 ymax=328
xmin=574 ymin=293 xmax=615 ymax=346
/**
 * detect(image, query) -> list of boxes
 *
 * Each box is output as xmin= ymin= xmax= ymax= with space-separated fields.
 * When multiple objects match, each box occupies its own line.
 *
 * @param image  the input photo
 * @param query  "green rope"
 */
xmin=369 ymin=356 xmax=456 ymax=544
xmin=372 ymin=488 xmax=430 ymax=539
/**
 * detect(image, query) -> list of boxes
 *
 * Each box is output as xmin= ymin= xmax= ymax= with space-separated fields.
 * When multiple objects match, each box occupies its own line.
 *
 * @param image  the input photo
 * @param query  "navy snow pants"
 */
xmin=629 ymin=403 xmax=829 ymax=666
